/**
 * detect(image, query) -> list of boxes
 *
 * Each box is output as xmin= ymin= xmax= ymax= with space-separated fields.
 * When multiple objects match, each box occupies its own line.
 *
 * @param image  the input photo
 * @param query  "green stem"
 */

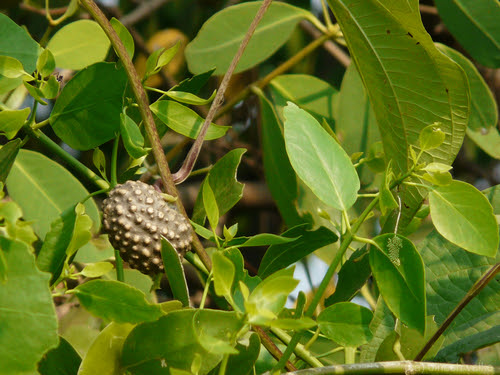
xmin=199 ymin=272 xmax=212 ymax=309
xmin=280 ymin=361 xmax=500 ymax=374
xmin=23 ymin=126 xmax=109 ymax=190
xmin=344 ymin=347 xmax=356 ymax=364
xmin=218 ymin=354 xmax=230 ymax=375
xmin=114 ymin=249 xmax=124 ymax=282
xmin=32 ymin=118 xmax=50 ymax=130
xmin=110 ymin=135 xmax=119 ymax=188
xmin=271 ymin=327 xmax=323 ymax=368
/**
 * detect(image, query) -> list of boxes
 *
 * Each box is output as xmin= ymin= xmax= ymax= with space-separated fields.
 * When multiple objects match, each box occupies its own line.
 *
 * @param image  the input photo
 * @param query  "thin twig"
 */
xmin=419 ymin=4 xmax=439 ymax=16
xmin=300 ymin=21 xmax=350 ymax=68
xmin=121 ymin=0 xmax=171 ymax=27
xmin=414 ymin=262 xmax=500 ymax=361
xmin=254 ymin=326 xmax=297 ymax=372
xmin=171 ymin=0 xmax=274 ymax=184
xmin=20 ymin=3 xmax=68 ymax=16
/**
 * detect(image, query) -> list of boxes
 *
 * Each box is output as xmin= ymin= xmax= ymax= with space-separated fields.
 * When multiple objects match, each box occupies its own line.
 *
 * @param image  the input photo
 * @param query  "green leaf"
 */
xmin=0 ymin=248 xmax=6 ymax=283
xmin=38 ymin=336 xmax=81 ymax=375
xmin=193 ymin=309 xmax=242 ymax=355
xmin=122 ymin=309 xmax=242 ymax=374
xmin=104 ymin=268 xmax=155 ymax=303
xmin=161 ymin=237 xmax=190 ymax=307
xmin=144 ymin=42 xmax=179 ymax=79
xmin=41 ymin=75 xmax=60 ymax=99
xmin=78 ymin=322 xmax=134 ymax=375
xmin=0 ymin=55 xmax=32 ymax=79
xmin=420 ymin=214 xmax=500 ymax=357
xmin=81 ymin=262 xmax=114 ymax=278
xmin=325 ymin=246 xmax=371 ymax=306
xmin=120 ymin=113 xmax=150 ymax=159
xmin=326 ymin=0 xmax=469 ymax=231
xmin=257 ymin=88 xmax=302 ymax=227
xmin=226 ymin=233 xmax=297 ymax=248
xmin=185 ymin=1 xmax=309 ymax=75
xmin=110 ymin=17 xmax=135 ymax=59
xmin=37 ymin=48 xmax=56 ymax=78
xmin=434 ymin=0 xmax=500 ymax=68
xmin=284 ymin=102 xmax=360 ymax=211
xmin=0 ymin=194 xmax=37 ymax=247
xmin=246 ymin=267 xmax=298 ymax=326
xmin=436 ymin=44 xmax=500 ymax=159
xmin=72 ymin=279 xmax=163 ymax=324
xmin=258 ymin=225 xmax=338 ymax=279
xmin=225 ymin=332 xmax=260 ymax=375
xmin=0 ymin=238 xmax=58 ymax=375
xmin=192 ymin=148 xmax=245 ymax=224
xmin=429 ymin=180 xmax=499 ymax=257
xmin=0 ymin=138 xmax=21 ymax=182
xmin=37 ymin=204 xmax=93 ymax=285
xmin=270 ymin=74 xmax=338 ymax=124
xmin=360 ymin=297 xmax=395 ymax=362
xmin=318 ymin=302 xmax=373 ymax=347
xmin=370 ymin=234 xmax=426 ymax=334
xmin=47 ymin=20 xmax=110 ymax=70
xmin=202 ymin=179 xmax=219 ymax=231
xmin=212 ymin=251 xmax=235 ymax=299
xmin=434 ymin=326 xmax=500 ymax=363
xmin=172 ymin=68 xmax=215 ymax=94
xmin=151 ymin=100 xmax=230 ymax=140
xmin=419 ymin=123 xmax=446 ymax=151
xmin=50 ymin=62 xmax=128 ymax=150
xmin=24 ymin=81 xmax=47 ymax=105
xmin=165 ymin=89 xmax=216 ymax=105
xmin=0 ymin=13 xmax=40 ymax=73
xmin=6 ymin=150 xmax=100 ymax=238
xmin=92 ymin=147 xmax=107 ymax=180
xmin=269 ymin=317 xmax=317 ymax=331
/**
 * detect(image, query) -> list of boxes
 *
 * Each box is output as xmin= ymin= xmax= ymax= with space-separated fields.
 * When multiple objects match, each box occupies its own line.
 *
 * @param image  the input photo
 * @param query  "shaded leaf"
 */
xmin=225 ymin=332 xmax=260 ymax=375
xmin=259 ymin=225 xmax=338 ymax=279
xmin=0 ymin=138 xmax=21 ymax=182
xmin=161 ymin=237 xmax=189 ymax=307
xmin=360 ymin=297 xmax=394 ymax=362
xmin=202 ymin=180 xmax=219 ymax=231
xmin=50 ymin=62 xmax=128 ymax=150
xmin=172 ymin=68 xmax=215 ymax=94
xmin=120 ymin=113 xmax=150 ymax=159
xmin=38 ymin=337 xmax=81 ymax=375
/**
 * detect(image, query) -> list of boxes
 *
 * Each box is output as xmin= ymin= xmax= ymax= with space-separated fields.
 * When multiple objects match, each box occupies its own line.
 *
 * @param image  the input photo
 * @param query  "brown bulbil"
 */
xmin=102 ymin=180 xmax=192 ymax=275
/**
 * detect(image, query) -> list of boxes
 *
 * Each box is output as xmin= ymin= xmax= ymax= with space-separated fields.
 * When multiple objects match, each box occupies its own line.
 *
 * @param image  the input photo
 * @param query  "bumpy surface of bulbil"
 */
xmin=102 ymin=180 xmax=192 ymax=275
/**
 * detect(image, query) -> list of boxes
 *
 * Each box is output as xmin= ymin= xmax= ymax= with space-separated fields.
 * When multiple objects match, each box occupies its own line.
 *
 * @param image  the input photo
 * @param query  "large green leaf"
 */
xmin=192 ymin=149 xmax=245 ymax=224
xmin=258 ymin=225 xmax=338 ymax=279
xmin=0 ymin=13 xmax=40 ymax=73
xmin=269 ymin=74 xmax=338 ymax=125
xmin=0 ymin=238 xmax=58 ymax=375
xmin=50 ymin=62 xmax=128 ymax=150
xmin=318 ymin=302 xmax=373 ymax=347
xmin=122 ymin=309 xmax=243 ymax=374
xmin=429 ymin=180 xmax=499 ymax=257
xmin=326 ymin=0 xmax=469 ymax=230
xmin=434 ymin=0 xmax=500 ymax=68
xmin=151 ymin=100 xmax=229 ymax=140
xmin=78 ymin=322 xmax=134 ymax=375
xmin=284 ymin=102 xmax=360 ymax=211
xmin=436 ymin=44 xmax=500 ymax=159
xmin=257 ymin=90 xmax=302 ymax=227
xmin=6 ymin=150 xmax=100 ymax=238
xmin=73 ymin=280 xmax=163 ymax=324
xmin=370 ymin=234 xmax=426 ymax=333
xmin=185 ymin=1 xmax=309 ymax=75
xmin=38 ymin=337 xmax=81 ymax=375
xmin=360 ymin=297 xmax=394 ymax=362
xmin=47 ymin=20 xmax=110 ymax=70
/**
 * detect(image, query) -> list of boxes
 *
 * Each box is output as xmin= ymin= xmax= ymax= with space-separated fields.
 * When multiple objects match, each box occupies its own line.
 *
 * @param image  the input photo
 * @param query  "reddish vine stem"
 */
xmin=171 ymin=0 xmax=273 ymax=184
xmin=414 ymin=262 xmax=500 ymax=361
xmin=253 ymin=326 xmax=297 ymax=372
xmin=79 ymin=0 xmax=212 ymax=271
